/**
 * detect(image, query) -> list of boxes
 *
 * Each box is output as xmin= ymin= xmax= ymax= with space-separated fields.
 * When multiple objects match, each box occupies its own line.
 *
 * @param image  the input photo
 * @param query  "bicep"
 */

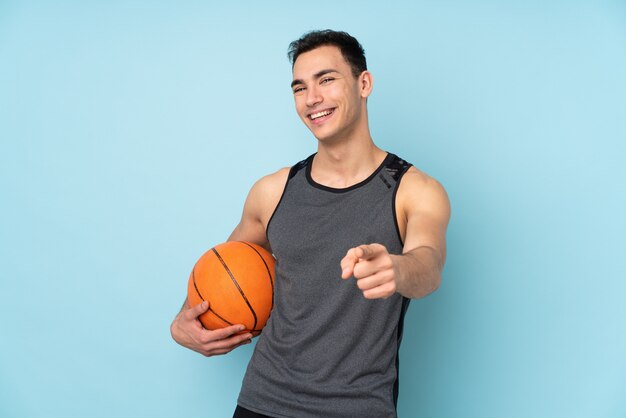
xmin=228 ymin=217 xmax=268 ymax=250
xmin=227 ymin=168 xmax=289 ymax=252
xmin=400 ymin=174 xmax=451 ymax=263
xmin=227 ymin=186 xmax=270 ymax=250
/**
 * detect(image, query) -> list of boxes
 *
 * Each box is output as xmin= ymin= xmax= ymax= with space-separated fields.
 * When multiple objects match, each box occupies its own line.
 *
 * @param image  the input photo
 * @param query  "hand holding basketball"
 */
xmin=170 ymin=300 xmax=253 ymax=357
xmin=341 ymin=243 xmax=398 ymax=299
xmin=187 ymin=241 xmax=275 ymax=335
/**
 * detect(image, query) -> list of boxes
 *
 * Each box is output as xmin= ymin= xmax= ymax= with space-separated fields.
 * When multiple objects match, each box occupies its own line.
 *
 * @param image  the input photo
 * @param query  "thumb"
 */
xmin=186 ymin=300 xmax=210 ymax=319
xmin=354 ymin=244 xmax=380 ymax=260
xmin=340 ymin=248 xmax=359 ymax=279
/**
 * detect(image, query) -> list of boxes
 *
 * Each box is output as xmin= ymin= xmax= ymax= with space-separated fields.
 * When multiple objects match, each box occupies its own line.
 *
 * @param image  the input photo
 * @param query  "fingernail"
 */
xmin=239 ymin=325 xmax=246 ymax=332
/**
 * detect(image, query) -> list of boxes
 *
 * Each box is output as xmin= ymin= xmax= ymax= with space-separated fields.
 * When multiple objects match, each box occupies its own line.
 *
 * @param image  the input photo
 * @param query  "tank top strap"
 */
xmin=287 ymin=154 xmax=314 ymax=180
xmin=383 ymin=153 xmax=412 ymax=183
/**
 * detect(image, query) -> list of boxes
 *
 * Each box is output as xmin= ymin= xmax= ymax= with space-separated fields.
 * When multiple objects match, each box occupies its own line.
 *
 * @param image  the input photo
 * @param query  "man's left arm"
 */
xmin=340 ymin=169 xmax=451 ymax=299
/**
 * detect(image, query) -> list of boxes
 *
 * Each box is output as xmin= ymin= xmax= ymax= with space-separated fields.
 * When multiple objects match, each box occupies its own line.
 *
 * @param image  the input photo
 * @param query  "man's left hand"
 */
xmin=340 ymin=243 xmax=398 ymax=299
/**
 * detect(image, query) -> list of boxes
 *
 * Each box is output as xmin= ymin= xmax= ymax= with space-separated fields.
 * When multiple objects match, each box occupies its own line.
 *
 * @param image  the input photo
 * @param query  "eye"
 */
xmin=293 ymin=86 xmax=306 ymax=94
xmin=320 ymin=77 xmax=335 ymax=85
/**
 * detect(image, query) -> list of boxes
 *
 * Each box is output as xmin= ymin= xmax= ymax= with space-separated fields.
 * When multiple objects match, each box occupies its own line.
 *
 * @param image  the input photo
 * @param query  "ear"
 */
xmin=359 ymin=71 xmax=373 ymax=98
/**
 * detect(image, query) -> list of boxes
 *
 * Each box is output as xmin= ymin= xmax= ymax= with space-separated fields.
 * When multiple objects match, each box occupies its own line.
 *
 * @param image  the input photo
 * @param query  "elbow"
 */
xmin=422 ymin=271 xmax=441 ymax=298
xmin=410 ymin=270 xmax=441 ymax=299
xmin=430 ymin=271 xmax=442 ymax=294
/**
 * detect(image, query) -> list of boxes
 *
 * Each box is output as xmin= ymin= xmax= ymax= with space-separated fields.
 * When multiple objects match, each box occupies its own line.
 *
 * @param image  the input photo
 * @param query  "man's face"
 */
xmin=291 ymin=45 xmax=369 ymax=143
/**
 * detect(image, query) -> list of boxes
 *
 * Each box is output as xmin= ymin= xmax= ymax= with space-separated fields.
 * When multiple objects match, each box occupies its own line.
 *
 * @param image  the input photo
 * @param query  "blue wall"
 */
xmin=1 ymin=1 xmax=625 ymax=417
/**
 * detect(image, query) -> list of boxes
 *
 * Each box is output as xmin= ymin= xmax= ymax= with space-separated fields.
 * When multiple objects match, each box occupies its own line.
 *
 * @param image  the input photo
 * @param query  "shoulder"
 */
xmin=243 ymin=166 xmax=292 ymax=227
xmin=249 ymin=153 xmax=313 ymax=199
xmin=250 ymin=167 xmax=291 ymax=197
xmin=398 ymin=166 xmax=444 ymax=193
xmin=397 ymin=166 xmax=450 ymax=217
xmin=246 ymin=166 xmax=291 ymax=207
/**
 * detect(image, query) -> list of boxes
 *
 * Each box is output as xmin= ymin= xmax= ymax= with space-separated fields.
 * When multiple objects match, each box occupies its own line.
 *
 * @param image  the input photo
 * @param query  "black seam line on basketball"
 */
xmin=208 ymin=308 xmax=234 ymax=326
xmin=240 ymin=241 xmax=275 ymax=311
xmin=192 ymin=266 xmax=234 ymax=326
xmin=192 ymin=266 xmax=206 ymax=302
xmin=211 ymin=247 xmax=259 ymax=330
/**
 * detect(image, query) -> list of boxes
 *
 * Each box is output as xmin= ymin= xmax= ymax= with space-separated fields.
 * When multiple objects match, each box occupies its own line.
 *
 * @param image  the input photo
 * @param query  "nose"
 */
xmin=305 ymin=84 xmax=322 ymax=107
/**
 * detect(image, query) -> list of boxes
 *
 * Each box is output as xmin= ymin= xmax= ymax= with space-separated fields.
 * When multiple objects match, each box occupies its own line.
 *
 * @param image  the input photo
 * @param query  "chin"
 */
xmin=310 ymin=130 xmax=337 ymax=143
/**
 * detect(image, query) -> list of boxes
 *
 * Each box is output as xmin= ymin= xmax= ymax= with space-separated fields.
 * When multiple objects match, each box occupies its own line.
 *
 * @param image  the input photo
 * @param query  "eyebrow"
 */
xmin=291 ymin=68 xmax=339 ymax=89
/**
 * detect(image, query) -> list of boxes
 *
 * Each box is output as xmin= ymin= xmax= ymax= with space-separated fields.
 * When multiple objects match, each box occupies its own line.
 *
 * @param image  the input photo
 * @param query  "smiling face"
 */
xmin=291 ymin=45 xmax=372 ymax=144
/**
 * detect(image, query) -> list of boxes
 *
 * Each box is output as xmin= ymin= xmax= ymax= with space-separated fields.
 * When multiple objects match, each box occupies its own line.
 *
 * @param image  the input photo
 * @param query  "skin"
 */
xmin=170 ymin=45 xmax=451 ymax=357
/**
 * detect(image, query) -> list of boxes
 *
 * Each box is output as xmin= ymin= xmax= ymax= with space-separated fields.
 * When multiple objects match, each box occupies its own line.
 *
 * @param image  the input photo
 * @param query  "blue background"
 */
xmin=1 ymin=1 xmax=625 ymax=417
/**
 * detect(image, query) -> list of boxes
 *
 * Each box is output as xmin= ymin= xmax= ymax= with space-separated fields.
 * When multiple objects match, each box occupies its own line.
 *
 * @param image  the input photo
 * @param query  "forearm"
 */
xmin=392 ymin=246 xmax=443 ymax=299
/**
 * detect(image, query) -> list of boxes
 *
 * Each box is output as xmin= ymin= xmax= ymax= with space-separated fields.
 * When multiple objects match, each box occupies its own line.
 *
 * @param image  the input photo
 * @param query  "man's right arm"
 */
xmin=169 ymin=168 xmax=289 ymax=357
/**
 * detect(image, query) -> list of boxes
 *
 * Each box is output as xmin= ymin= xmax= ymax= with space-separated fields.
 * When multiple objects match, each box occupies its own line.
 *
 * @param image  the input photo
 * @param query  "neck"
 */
xmin=312 ymin=135 xmax=386 ymax=188
xmin=315 ymin=105 xmax=375 ymax=167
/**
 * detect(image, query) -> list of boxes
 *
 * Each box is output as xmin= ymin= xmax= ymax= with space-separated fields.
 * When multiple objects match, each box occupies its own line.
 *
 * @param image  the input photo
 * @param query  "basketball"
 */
xmin=187 ymin=241 xmax=275 ymax=336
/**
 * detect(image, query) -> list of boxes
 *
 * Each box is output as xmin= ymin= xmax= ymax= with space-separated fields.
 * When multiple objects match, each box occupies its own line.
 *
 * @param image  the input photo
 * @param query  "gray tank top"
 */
xmin=238 ymin=152 xmax=412 ymax=418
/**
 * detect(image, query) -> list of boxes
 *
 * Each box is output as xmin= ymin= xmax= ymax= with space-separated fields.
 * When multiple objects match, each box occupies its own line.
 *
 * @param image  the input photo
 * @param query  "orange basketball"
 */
xmin=187 ymin=241 xmax=275 ymax=336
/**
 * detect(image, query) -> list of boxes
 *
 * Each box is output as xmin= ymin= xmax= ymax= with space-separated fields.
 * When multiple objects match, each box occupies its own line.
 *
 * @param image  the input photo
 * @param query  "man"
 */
xmin=171 ymin=30 xmax=450 ymax=417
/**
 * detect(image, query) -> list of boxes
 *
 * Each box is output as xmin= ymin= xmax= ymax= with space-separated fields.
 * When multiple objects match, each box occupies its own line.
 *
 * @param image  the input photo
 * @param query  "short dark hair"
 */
xmin=287 ymin=29 xmax=367 ymax=78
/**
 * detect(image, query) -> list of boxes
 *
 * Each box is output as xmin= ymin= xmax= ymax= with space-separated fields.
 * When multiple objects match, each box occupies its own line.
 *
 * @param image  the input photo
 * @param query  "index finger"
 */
xmin=206 ymin=324 xmax=247 ymax=340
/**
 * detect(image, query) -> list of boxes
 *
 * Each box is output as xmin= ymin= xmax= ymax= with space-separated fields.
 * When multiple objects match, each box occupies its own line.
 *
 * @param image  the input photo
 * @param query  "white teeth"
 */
xmin=310 ymin=109 xmax=333 ymax=120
